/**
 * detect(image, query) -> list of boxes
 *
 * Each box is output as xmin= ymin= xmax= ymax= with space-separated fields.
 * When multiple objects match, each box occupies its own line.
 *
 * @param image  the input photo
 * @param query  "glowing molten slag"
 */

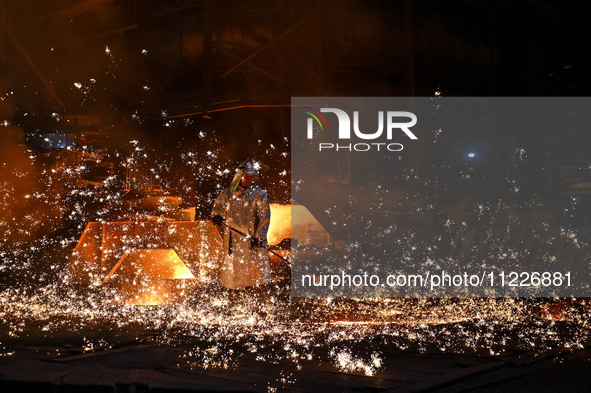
xmin=102 ymin=249 xmax=197 ymax=305
xmin=267 ymin=203 xmax=291 ymax=245
xmin=104 ymin=248 xmax=196 ymax=282
xmin=268 ymin=203 xmax=327 ymax=246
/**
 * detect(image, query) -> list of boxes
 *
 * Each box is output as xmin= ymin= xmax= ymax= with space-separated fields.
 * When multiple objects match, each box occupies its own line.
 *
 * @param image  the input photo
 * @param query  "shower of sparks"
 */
xmin=0 ymin=280 xmax=590 ymax=378
xmin=0 ymin=120 xmax=589 ymax=389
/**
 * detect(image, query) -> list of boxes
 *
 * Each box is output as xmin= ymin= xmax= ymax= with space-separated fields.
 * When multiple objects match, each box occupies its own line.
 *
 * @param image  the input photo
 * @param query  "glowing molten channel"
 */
xmin=103 ymin=248 xmax=196 ymax=282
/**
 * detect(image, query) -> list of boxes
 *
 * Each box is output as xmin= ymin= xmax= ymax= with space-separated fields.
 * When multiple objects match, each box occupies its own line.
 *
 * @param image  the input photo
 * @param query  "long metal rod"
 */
xmin=223 ymin=223 xmax=290 ymax=264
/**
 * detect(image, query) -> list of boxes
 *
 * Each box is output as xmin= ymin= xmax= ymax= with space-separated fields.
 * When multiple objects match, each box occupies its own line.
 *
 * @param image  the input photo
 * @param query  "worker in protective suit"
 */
xmin=211 ymin=159 xmax=272 ymax=290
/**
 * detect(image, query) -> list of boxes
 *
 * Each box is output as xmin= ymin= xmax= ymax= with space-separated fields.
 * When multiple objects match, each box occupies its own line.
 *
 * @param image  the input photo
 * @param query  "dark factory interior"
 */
xmin=1 ymin=1 xmax=591 ymax=392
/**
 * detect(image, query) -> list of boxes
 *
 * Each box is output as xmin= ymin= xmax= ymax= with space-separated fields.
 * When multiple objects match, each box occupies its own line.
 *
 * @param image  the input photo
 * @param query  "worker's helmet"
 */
xmin=239 ymin=159 xmax=258 ymax=176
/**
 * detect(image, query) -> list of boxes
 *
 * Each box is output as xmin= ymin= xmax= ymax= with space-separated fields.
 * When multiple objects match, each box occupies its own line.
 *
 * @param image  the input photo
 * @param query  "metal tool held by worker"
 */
xmin=222 ymin=222 xmax=291 ymax=264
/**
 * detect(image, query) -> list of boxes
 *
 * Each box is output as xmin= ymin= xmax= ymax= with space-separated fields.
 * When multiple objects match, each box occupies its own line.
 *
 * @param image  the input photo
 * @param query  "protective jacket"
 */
xmin=211 ymin=183 xmax=271 ymax=289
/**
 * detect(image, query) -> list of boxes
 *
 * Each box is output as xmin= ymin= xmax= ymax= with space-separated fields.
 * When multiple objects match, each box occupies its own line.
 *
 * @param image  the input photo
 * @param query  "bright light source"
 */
xmin=468 ymin=152 xmax=476 ymax=158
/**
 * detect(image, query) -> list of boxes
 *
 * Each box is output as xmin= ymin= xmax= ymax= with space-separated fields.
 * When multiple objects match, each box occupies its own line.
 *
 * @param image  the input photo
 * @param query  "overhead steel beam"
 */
xmin=214 ymin=12 xmax=315 ymax=84
xmin=214 ymin=43 xmax=278 ymax=82
xmin=201 ymin=0 xmax=212 ymax=113
xmin=7 ymin=31 xmax=66 ymax=109
xmin=26 ymin=0 xmax=117 ymax=25
xmin=0 ymin=6 xmax=5 ymax=61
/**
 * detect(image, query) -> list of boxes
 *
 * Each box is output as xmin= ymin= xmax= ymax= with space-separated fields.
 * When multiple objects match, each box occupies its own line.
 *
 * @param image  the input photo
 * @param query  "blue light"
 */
xmin=467 ymin=152 xmax=476 ymax=158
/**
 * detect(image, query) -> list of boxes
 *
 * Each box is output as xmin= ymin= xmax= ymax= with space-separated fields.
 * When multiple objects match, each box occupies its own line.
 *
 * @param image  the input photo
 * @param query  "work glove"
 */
xmin=211 ymin=215 xmax=224 ymax=226
xmin=250 ymin=237 xmax=264 ymax=248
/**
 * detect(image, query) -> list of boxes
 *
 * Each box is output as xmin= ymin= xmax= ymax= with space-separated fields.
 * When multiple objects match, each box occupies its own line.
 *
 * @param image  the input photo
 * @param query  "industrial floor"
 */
xmin=1 ymin=328 xmax=590 ymax=392
xmin=1 ymin=284 xmax=590 ymax=393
